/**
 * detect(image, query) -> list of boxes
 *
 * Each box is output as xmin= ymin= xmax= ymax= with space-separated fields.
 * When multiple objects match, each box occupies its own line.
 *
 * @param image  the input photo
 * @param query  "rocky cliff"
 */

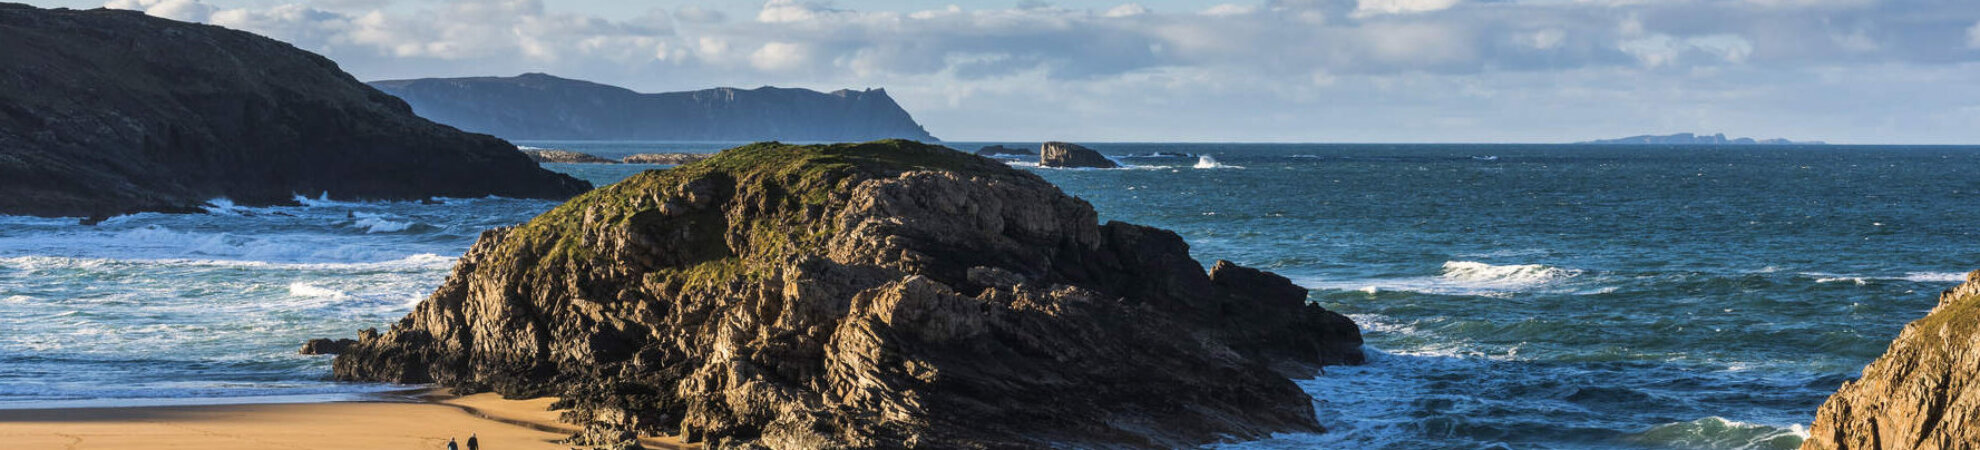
xmin=330 ymin=140 xmax=1363 ymax=448
xmin=0 ymin=4 xmax=590 ymax=218
xmin=370 ymin=73 xmax=939 ymax=143
xmin=1804 ymin=271 xmax=1980 ymax=449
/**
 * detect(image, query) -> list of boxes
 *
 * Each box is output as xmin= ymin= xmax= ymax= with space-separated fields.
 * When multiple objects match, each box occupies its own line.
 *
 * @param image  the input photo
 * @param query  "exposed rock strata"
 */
xmin=330 ymin=140 xmax=1363 ymax=448
xmin=0 ymin=4 xmax=589 ymax=217
xmin=525 ymin=150 xmax=619 ymax=164
xmin=1039 ymin=142 xmax=1120 ymax=168
xmin=1804 ymin=271 xmax=1980 ymax=449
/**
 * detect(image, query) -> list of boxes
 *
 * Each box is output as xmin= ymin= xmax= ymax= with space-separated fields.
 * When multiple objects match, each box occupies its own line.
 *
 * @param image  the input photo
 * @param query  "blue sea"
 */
xmin=6 ymin=141 xmax=1980 ymax=449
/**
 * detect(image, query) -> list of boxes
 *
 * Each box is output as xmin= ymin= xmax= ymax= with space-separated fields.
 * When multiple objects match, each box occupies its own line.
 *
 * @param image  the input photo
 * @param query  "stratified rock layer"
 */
xmin=0 ymin=4 xmax=590 ymax=217
xmin=1805 ymin=271 xmax=1980 ymax=450
xmin=332 ymin=140 xmax=1363 ymax=448
xmin=1039 ymin=141 xmax=1119 ymax=168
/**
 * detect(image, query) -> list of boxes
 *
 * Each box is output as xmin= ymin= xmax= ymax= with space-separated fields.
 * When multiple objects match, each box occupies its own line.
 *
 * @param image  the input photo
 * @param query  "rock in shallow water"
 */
xmin=1039 ymin=142 xmax=1120 ymax=169
xmin=1804 ymin=271 xmax=1980 ymax=450
xmin=330 ymin=140 xmax=1362 ymax=448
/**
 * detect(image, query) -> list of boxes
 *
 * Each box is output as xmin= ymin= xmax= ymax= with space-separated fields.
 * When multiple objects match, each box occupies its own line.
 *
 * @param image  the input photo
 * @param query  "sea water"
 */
xmin=6 ymin=142 xmax=1980 ymax=449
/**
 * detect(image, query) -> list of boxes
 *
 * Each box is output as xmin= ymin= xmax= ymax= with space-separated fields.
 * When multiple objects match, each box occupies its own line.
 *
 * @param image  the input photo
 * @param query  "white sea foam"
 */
xmin=287 ymin=282 xmax=349 ymax=299
xmin=1193 ymin=155 xmax=1243 ymax=169
xmin=1440 ymin=261 xmax=1581 ymax=288
xmin=1905 ymin=272 xmax=1968 ymax=283
xmin=1622 ymin=416 xmax=1808 ymax=449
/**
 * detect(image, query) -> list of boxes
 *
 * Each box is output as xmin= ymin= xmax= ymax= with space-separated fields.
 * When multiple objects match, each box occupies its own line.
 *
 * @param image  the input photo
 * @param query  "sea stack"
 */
xmin=1039 ymin=141 xmax=1119 ymax=168
xmin=1803 ymin=271 xmax=1980 ymax=449
xmin=329 ymin=140 xmax=1363 ymax=448
xmin=0 ymin=4 xmax=589 ymax=218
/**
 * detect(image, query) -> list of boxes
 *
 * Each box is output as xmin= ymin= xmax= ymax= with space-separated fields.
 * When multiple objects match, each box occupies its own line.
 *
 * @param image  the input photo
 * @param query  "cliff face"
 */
xmin=330 ymin=140 xmax=1363 ymax=448
xmin=0 ymin=4 xmax=590 ymax=218
xmin=1804 ymin=272 xmax=1980 ymax=450
xmin=369 ymin=74 xmax=940 ymax=143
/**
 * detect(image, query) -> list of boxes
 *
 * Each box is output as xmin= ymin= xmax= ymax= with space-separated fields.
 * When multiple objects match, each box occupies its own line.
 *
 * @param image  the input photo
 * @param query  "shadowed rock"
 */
xmin=329 ymin=140 xmax=1361 ymax=448
xmin=0 ymin=4 xmax=590 ymax=218
xmin=973 ymin=145 xmax=1034 ymax=157
xmin=1039 ymin=142 xmax=1120 ymax=168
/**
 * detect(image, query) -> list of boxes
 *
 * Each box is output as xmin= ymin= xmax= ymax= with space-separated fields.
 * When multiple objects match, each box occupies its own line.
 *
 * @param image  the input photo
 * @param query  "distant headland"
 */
xmin=369 ymin=73 xmax=938 ymax=142
xmin=1581 ymin=132 xmax=1825 ymax=145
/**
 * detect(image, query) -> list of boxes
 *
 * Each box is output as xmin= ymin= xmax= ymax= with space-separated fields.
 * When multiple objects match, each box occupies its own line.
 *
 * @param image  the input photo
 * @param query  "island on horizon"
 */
xmin=1581 ymin=132 xmax=1826 ymax=145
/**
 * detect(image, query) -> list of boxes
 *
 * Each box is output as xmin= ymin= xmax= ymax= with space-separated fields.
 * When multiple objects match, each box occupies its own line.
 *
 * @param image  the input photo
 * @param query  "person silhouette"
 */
xmin=467 ymin=433 xmax=479 ymax=450
xmin=447 ymin=437 xmax=459 ymax=450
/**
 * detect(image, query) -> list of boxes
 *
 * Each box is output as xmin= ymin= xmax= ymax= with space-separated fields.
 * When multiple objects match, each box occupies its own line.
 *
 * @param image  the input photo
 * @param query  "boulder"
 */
xmin=1039 ymin=142 xmax=1120 ymax=168
xmin=299 ymin=338 xmax=357 ymax=355
xmin=0 ymin=4 xmax=590 ymax=218
xmin=1804 ymin=271 xmax=1980 ymax=449
xmin=328 ymin=140 xmax=1362 ymax=448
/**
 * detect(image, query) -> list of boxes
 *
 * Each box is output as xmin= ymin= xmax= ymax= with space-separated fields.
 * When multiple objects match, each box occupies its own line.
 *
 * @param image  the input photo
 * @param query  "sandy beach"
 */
xmin=0 ymin=390 xmax=689 ymax=450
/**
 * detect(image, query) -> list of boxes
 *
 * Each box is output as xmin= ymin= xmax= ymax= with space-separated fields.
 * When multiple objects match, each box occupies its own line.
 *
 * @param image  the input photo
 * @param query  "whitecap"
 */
xmin=1904 ymin=272 xmax=1968 ymax=283
xmin=1193 ymin=155 xmax=1243 ymax=169
xmin=1440 ymin=261 xmax=1581 ymax=288
xmin=287 ymin=282 xmax=349 ymax=299
xmin=351 ymin=215 xmax=415 ymax=233
xmin=1621 ymin=416 xmax=1807 ymax=449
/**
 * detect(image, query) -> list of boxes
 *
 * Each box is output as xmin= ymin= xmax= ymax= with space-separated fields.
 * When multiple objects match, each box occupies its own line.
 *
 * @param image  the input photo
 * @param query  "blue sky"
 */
xmin=30 ymin=0 xmax=1980 ymax=143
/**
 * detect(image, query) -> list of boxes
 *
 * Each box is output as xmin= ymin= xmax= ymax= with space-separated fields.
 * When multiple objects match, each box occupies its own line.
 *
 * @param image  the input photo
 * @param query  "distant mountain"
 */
xmin=1582 ymin=133 xmax=1825 ymax=145
xmin=368 ymin=73 xmax=938 ymax=142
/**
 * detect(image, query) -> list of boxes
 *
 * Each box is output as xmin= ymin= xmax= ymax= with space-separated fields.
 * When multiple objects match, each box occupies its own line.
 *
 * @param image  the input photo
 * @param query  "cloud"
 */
xmin=91 ymin=0 xmax=1980 ymax=143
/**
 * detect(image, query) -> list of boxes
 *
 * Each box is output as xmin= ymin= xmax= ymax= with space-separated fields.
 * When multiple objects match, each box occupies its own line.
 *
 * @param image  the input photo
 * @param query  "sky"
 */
xmin=26 ymin=0 xmax=1980 ymax=143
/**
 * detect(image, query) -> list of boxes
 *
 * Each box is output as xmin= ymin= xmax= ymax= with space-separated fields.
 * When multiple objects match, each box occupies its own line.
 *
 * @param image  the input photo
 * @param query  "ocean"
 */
xmin=6 ymin=141 xmax=1979 ymax=449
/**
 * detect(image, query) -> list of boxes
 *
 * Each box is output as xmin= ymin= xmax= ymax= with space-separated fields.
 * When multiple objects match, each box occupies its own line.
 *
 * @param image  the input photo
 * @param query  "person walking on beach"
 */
xmin=447 ymin=437 xmax=459 ymax=450
xmin=467 ymin=433 xmax=479 ymax=450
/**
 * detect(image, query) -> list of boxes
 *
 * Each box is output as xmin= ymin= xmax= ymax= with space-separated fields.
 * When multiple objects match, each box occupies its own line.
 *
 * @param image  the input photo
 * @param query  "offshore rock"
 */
xmin=973 ymin=145 xmax=1033 ymax=157
xmin=1039 ymin=141 xmax=1120 ymax=168
xmin=525 ymin=149 xmax=619 ymax=164
xmin=1804 ymin=271 xmax=1980 ymax=449
xmin=330 ymin=140 xmax=1363 ymax=448
xmin=0 ymin=4 xmax=590 ymax=218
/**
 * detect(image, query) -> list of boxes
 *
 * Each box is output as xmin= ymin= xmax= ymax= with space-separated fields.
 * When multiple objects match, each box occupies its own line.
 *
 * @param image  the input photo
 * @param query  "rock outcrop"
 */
xmin=299 ymin=338 xmax=357 ymax=355
xmin=525 ymin=150 xmax=619 ymax=164
xmin=370 ymin=73 xmax=939 ymax=142
xmin=329 ymin=140 xmax=1363 ymax=448
xmin=0 ymin=4 xmax=590 ymax=218
xmin=1039 ymin=142 xmax=1120 ymax=168
xmin=1804 ymin=271 xmax=1980 ymax=449
xmin=620 ymin=153 xmax=713 ymax=165
xmin=973 ymin=145 xmax=1033 ymax=157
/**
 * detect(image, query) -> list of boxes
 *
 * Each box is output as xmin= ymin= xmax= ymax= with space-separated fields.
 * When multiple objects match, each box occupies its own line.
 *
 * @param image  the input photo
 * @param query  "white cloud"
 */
xmin=1103 ymin=3 xmax=1149 ymax=18
xmin=106 ymin=0 xmax=215 ymax=22
xmin=1354 ymin=0 xmax=1462 ymax=17
xmin=750 ymin=41 xmax=810 ymax=71
xmin=1518 ymin=29 xmax=1567 ymax=50
xmin=1969 ymin=21 xmax=1980 ymax=49
xmin=1620 ymin=34 xmax=1754 ymax=68
xmin=1200 ymin=4 xmax=1256 ymax=16
xmin=675 ymin=6 xmax=726 ymax=24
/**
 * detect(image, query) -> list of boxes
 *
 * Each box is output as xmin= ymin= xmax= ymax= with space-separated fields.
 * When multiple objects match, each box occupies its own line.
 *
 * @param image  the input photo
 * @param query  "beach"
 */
xmin=0 ymin=390 xmax=689 ymax=449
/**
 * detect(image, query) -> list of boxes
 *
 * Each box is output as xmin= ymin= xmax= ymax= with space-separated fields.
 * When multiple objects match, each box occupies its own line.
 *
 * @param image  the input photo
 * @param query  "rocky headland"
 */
xmin=328 ymin=140 xmax=1363 ymax=448
xmin=371 ymin=73 xmax=939 ymax=143
xmin=0 ymin=4 xmax=590 ymax=218
xmin=1039 ymin=141 xmax=1120 ymax=168
xmin=1803 ymin=271 xmax=1980 ymax=449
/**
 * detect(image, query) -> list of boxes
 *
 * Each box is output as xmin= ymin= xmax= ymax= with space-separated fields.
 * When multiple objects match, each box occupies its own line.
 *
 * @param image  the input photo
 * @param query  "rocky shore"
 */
xmin=618 ymin=153 xmax=713 ymax=165
xmin=1803 ymin=271 xmax=1980 ymax=449
xmin=329 ymin=140 xmax=1363 ymax=448
xmin=524 ymin=149 xmax=620 ymax=164
xmin=0 ymin=4 xmax=589 ymax=218
xmin=1039 ymin=141 xmax=1119 ymax=168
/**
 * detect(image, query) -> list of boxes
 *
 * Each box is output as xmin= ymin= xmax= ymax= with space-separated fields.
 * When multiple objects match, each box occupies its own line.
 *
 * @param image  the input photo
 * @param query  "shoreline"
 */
xmin=0 ymin=388 xmax=692 ymax=449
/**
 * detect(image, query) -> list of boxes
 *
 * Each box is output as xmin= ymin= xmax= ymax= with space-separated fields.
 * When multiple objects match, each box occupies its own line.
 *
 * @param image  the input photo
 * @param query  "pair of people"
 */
xmin=446 ymin=434 xmax=479 ymax=450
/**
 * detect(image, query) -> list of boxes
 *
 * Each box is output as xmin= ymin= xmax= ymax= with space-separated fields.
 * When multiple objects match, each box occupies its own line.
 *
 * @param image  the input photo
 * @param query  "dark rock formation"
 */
xmin=973 ymin=145 xmax=1033 ymax=157
xmin=525 ymin=149 xmax=619 ymax=164
xmin=299 ymin=338 xmax=358 ymax=355
xmin=1804 ymin=271 xmax=1980 ymax=449
xmin=1039 ymin=141 xmax=1120 ymax=168
xmin=0 ymin=4 xmax=590 ymax=218
xmin=369 ymin=73 xmax=939 ymax=143
xmin=1582 ymin=133 xmax=1825 ymax=145
xmin=330 ymin=140 xmax=1362 ymax=448
xmin=619 ymin=153 xmax=713 ymax=165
